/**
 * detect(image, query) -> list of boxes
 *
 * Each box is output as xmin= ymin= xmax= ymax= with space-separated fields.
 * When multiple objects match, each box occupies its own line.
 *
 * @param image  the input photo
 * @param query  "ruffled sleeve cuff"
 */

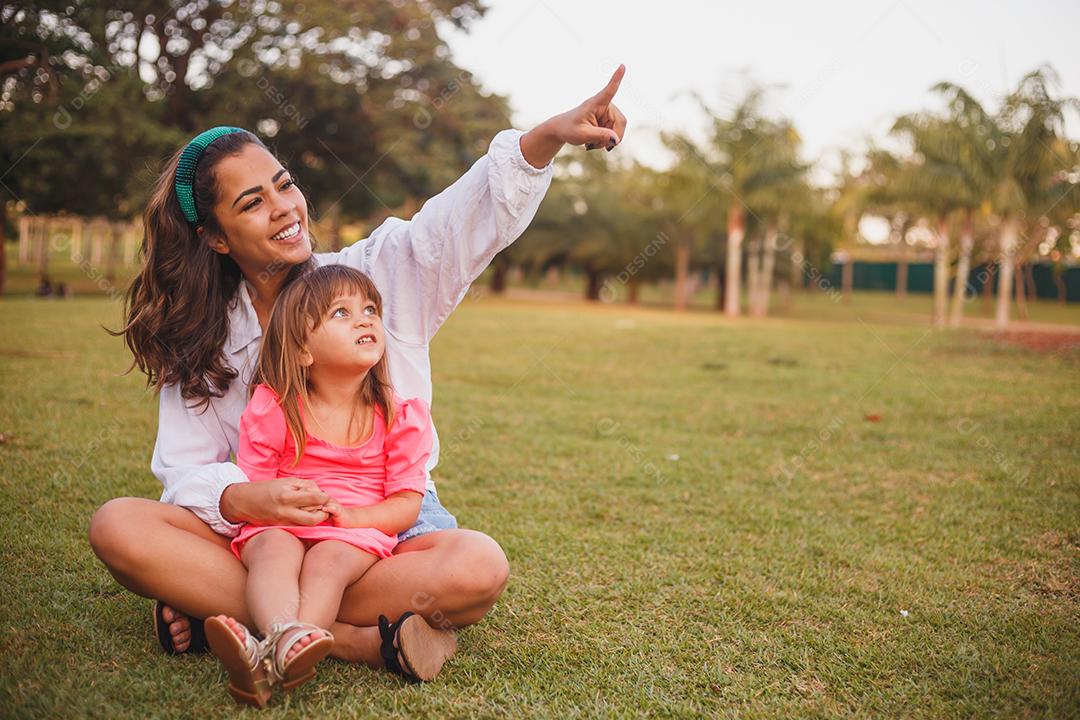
xmin=237 ymin=384 xmax=288 ymax=483
xmin=208 ymin=465 xmax=249 ymax=537
xmin=383 ymin=396 xmax=434 ymax=497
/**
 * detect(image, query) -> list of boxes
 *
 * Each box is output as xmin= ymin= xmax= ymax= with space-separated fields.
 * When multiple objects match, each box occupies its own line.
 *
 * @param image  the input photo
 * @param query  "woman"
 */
xmin=88 ymin=66 xmax=627 ymax=681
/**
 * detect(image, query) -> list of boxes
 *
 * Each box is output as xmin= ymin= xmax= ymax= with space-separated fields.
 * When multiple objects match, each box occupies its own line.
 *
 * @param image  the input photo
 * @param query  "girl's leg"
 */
xmin=88 ymin=498 xmax=509 ymax=665
xmin=299 ymin=541 xmax=379 ymax=629
xmin=277 ymin=541 xmax=379 ymax=664
xmin=238 ymin=529 xmax=306 ymax=634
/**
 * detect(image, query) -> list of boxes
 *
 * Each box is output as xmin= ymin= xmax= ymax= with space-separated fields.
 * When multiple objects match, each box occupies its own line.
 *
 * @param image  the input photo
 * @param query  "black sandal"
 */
xmin=154 ymin=600 xmax=208 ymax=654
xmin=378 ymin=612 xmax=457 ymax=683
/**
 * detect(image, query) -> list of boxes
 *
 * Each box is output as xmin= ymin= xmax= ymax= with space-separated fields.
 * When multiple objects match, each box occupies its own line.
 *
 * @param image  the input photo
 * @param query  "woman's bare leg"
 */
xmin=88 ymin=497 xmax=510 ymax=666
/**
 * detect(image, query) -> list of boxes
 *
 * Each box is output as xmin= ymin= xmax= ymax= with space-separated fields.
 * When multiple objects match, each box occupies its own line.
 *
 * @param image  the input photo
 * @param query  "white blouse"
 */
xmin=150 ymin=129 xmax=553 ymax=536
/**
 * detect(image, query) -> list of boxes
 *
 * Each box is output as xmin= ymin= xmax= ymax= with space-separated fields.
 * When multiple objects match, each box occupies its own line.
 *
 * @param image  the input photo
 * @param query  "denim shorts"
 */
xmin=397 ymin=488 xmax=458 ymax=543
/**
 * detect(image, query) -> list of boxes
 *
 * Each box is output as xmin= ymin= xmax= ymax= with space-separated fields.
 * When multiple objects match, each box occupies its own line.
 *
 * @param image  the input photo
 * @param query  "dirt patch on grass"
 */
xmin=984 ymin=532 xmax=1080 ymax=604
xmin=986 ymin=330 xmax=1080 ymax=359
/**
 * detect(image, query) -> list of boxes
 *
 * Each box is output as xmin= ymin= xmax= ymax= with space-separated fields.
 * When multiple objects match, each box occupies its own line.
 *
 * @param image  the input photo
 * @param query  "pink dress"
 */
xmin=230 ymin=383 xmax=432 ymax=561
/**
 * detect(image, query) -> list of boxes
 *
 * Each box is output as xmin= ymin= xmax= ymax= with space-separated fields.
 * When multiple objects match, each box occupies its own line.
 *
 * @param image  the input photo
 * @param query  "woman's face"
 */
xmin=200 ymin=144 xmax=312 ymax=283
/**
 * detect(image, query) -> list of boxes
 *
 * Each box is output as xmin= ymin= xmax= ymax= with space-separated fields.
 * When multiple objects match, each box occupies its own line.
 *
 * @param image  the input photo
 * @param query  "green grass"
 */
xmin=1 ymin=293 xmax=1078 ymax=718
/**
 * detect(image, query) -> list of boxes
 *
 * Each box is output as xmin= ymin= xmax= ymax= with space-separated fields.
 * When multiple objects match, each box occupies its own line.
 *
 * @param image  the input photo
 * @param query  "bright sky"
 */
xmin=445 ymin=0 xmax=1080 ymax=177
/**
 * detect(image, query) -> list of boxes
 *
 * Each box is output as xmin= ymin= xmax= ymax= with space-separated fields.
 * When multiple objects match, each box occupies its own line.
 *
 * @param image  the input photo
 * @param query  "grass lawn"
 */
xmin=0 ymin=293 xmax=1078 ymax=718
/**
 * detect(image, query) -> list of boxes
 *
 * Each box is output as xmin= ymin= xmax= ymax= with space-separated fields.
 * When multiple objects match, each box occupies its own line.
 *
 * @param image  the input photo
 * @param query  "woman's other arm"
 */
xmin=152 ymin=383 xmax=329 ymax=534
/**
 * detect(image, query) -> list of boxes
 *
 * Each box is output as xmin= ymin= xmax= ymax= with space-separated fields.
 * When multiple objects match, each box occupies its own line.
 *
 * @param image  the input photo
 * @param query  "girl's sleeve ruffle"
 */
xmin=383 ymin=396 xmax=433 ymax=497
xmin=237 ymin=384 xmax=287 ymax=483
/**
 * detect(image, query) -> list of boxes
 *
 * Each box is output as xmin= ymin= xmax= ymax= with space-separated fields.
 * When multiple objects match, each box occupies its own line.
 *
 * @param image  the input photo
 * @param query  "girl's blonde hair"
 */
xmin=254 ymin=264 xmax=396 ymax=466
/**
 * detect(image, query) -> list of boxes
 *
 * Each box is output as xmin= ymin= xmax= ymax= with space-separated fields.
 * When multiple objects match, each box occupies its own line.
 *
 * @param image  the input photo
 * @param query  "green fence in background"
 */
xmin=819 ymin=261 xmax=1080 ymax=303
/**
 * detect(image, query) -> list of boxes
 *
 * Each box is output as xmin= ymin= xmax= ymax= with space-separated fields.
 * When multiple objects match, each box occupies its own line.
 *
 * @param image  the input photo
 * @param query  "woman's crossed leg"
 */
xmin=87 ymin=497 xmax=510 ymax=668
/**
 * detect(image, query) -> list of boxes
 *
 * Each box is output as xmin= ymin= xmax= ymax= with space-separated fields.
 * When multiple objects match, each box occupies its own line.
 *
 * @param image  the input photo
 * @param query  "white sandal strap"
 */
xmin=262 ymin=622 xmax=330 ymax=682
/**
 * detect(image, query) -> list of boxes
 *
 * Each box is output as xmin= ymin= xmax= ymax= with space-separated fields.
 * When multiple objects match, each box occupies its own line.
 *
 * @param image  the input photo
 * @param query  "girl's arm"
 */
xmin=231 ymin=386 xmax=333 ymax=527
xmin=321 ymin=66 xmax=627 ymax=346
xmin=325 ymin=397 xmax=433 ymax=535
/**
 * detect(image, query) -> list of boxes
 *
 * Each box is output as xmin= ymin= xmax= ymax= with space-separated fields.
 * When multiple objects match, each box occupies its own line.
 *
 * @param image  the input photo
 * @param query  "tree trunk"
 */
xmin=105 ymin=222 xmax=121 ymax=283
xmin=490 ymin=254 xmax=508 ymax=294
xmin=70 ymin=218 xmax=83 ymax=261
xmin=0 ymin=200 xmax=6 ymax=296
xmin=896 ymin=219 xmax=909 ymax=300
xmin=995 ymin=217 xmax=1018 ymax=329
xmin=790 ymin=237 xmax=804 ymax=292
xmin=982 ymin=259 xmax=996 ymax=315
xmin=18 ymin=215 xmax=31 ymax=264
xmin=1014 ymin=261 xmax=1028 ymax=321
xmin=841 ymin=256 xmax=853 ymax=302
xmin=715 ymin=259 xmax=726 ymax=310
xmin=544 ymin=265 xmax=561 ymax=286
xmin=627 ymin=277 xmax=640 ymax=305
xmin=746 ymin=234 xmax=761 ymax=316
xmin=1053 ymin=265 xmax=1066 ymax=304
xmin=123 ymin=223 xmax=137 ymax=267
xmin=896 ymin=253 xmax=908 ymax=299
xmin=1025 ymin=262 xmax=1037 ymax=302
xmin=37 ymin=218 xmax=49 ymax=277
xmin=90 ymin=221 xmax=104 ymax=266
xmin=948 ymin=209 xmax=974 ymax=327
xmin=585 ymin=267 xmax=603 ymax=301
xmin=933 ymin=214 xmax=950 ymax=328
xmin=673 ymin=232 xmax=691 ymax=311
xmin=724 ymin=203 xmax=744 ymax=317
xmin=777 ymin=280 xmax=791 ymax=310
xmin=754 ymin=222 xmax=778 ymax=317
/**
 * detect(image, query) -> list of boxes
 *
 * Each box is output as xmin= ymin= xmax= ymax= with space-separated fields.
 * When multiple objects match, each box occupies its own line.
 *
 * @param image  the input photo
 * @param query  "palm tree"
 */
xmin=658 ymin=134 xmax=721 ymax=311
xmin=913 ymin=83 xmax=1012 ymax=327
xmin=745 ymin=124 xmax=807 ymax=317
xmin=890 ymin=113 xmax=981 ymax=327
xmin=1001 ymin=71 xmax=1079 ymax=322
xmin=859 ymin=148 xmax=920 ymax=301
xmin=688 ymin=88 xmax=805 ymax=317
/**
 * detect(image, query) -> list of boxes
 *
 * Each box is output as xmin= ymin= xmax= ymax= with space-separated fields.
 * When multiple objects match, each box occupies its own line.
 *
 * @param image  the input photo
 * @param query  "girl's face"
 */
xmin=200 ymin=144 xmax=312 ymax=281
xmin=300 ymin=291 xmax=385 ymax=373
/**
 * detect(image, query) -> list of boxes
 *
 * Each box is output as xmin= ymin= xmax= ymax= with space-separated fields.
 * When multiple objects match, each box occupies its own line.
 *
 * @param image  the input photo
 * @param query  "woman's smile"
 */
xmin=270 ymin=221 xmax=304 ymax=244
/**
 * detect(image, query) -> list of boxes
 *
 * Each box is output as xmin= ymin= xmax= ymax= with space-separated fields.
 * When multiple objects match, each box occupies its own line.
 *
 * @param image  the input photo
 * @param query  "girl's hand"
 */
xmin=520 ymin=64 xmax=628 ymax=167
xmin=322 ymin=498 xmax=348 ymax=526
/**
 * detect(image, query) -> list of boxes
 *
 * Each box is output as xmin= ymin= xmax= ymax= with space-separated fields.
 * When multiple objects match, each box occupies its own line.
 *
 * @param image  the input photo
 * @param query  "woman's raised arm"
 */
xmin=325 ymin=65 xmax=628 ymax=346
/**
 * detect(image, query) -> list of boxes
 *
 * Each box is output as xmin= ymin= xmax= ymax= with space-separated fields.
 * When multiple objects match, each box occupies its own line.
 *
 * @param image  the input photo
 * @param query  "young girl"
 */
xmin=204 ymin=264 xmax=455 ymax=707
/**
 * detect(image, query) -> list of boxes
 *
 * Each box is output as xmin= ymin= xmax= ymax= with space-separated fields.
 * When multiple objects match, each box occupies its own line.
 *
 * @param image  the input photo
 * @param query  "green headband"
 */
xmin=174 ymin=126 xmax=247 ymax=224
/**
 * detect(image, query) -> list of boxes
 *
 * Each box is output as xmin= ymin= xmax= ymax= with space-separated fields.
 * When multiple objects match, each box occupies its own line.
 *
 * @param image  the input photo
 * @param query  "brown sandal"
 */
xmin=204 ymin=616 xmax=271 ymax=708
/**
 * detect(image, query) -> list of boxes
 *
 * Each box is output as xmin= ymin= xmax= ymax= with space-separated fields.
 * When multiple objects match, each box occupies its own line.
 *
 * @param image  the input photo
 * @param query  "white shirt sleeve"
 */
xmin=151 ymin=381 xmax=249 ymax=537
xmin=323 ymin=128 xmax=553 ymax=344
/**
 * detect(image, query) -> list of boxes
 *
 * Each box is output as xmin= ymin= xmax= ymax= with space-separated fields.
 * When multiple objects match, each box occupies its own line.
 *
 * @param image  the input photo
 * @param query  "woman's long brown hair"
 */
xmin=111 ymin=130 xmax=315 ymax=408
xmin=255 ymin=265 xmax=397 ymax=467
